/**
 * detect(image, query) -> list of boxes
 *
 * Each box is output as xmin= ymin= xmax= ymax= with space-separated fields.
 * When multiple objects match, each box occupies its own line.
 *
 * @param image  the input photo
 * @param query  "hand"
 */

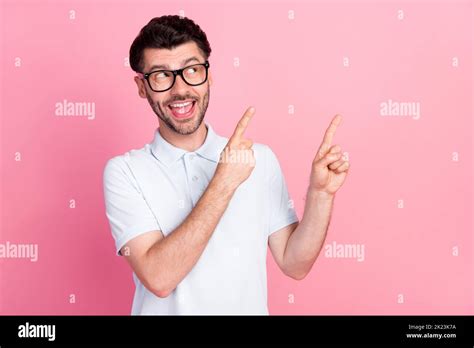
xmin=310 ymin=114 xmax=349 ymax=196
xmin=214 ymin=106 xmax=256 ymax=191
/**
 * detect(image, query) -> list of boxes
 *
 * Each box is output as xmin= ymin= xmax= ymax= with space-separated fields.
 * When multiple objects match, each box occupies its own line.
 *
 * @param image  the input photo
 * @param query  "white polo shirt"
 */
xmin=103 ymin=122 xmax=299 ymax=315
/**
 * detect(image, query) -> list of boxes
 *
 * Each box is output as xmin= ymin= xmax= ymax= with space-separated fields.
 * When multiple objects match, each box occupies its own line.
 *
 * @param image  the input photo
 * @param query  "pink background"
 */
xmin=0 ymin=0 xmax=472 ymax=315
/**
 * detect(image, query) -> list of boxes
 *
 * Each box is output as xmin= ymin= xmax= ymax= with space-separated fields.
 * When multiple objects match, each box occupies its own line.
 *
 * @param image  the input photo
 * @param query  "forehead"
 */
xmin=142 ymin=41 xmax=204 ymax=71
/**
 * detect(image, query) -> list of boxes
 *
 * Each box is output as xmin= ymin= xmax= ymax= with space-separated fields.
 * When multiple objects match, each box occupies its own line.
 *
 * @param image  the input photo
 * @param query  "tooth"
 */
xmin=171 ymin=101 xmax=191 ymax=108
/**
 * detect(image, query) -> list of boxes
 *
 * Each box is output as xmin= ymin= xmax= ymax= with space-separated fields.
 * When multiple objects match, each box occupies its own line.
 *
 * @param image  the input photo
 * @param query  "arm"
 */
xmin=122 ymin=107 xmax=257 ymax=298
xmin=272 ymin=190 xmax=334 ymax=280
xmin=269 ymin=114 xmax=349 ymax=280
xmin=125 ymin=175 xmax=237 ymax=298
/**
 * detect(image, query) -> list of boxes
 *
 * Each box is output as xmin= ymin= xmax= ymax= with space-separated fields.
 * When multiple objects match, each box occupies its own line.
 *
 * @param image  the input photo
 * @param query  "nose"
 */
xmin=170 ymin=73 xmax=190 ymax=94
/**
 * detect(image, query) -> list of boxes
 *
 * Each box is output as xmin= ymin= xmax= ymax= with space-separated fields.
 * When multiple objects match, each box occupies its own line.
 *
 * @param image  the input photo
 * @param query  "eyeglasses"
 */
xmin=138 ymin=60 xmax=210 ymax=92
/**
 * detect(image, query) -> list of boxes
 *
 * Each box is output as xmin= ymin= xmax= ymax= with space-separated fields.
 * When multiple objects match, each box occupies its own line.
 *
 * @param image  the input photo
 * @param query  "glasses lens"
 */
xmin=148 ymin=64 xmax=207 ymax=91
xmin=182 ymin=64 xmax=207 ymax=85
xmin=148 ymin=70 xmax=174 ymax=91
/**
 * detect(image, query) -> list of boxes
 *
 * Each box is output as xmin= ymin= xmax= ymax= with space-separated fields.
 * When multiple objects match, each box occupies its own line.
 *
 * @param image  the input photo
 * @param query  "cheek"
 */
xmin=145 ymin=91 xmax=159 ymax=105
xmin=197 ymin=87 xmax=209 ymax=101
xmin=146 ymin=94 xmax=161 ymax=109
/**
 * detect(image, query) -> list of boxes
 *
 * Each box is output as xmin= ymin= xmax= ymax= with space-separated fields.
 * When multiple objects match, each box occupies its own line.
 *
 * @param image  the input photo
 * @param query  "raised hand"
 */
xmin=214 ymin=107 xmax=256 ymax=190
xmin=310 ymin=114 xmax=349 ymax=196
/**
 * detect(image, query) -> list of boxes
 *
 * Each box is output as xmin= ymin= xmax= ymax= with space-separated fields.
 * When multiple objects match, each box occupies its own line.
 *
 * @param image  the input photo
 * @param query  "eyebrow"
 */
xmin=148 ymin=56 xmax=201 ymax=71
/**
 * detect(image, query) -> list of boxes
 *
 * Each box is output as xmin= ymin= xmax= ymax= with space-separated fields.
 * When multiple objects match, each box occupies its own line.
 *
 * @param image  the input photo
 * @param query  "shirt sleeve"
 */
xmin=103 ymin=156 xmax=161 ymax=256
xmin=265 ymin=145 xmax=299 ymax=236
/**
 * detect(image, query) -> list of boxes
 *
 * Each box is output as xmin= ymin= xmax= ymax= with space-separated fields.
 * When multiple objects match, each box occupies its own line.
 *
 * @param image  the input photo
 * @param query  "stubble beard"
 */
xmin=146 ymin=86 xmax=210 ymax=135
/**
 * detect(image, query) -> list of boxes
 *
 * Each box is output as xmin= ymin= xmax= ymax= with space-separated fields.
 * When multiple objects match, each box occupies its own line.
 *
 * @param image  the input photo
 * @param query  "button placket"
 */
xmin=185 ymin=153 xmax=201 ymax=206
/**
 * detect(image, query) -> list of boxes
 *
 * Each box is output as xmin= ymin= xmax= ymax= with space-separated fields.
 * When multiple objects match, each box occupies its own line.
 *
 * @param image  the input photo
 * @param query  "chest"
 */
xmin=128 ymin=155 xmax=269 ymax=245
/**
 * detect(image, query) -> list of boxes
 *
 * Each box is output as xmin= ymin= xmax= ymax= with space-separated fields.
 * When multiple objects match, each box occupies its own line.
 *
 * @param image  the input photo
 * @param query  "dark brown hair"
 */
xmin=129 ymin=15 xmax=212 ymax=73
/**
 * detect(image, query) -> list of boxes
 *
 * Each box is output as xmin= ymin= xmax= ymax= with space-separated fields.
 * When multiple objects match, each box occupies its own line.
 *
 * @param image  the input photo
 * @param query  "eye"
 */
xmin=151 ymin=71 xmax=172 ymax=80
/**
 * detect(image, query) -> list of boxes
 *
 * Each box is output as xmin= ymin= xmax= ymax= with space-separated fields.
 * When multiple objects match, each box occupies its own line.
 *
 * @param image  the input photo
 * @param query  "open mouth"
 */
xmin=168 ymin=100 xmax=196 ymax=119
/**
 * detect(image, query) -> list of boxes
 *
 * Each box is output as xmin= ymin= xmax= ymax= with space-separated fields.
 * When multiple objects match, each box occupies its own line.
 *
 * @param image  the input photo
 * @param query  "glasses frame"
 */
xmin=138 ymin=60 xmax=210 ymax=92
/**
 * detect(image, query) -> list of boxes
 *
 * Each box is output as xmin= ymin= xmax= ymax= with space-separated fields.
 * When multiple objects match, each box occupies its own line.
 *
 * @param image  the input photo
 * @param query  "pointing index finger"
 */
xmin=230 ymin=106 xmax=255 ymax=142
xmin=317 ymin=114 xmax=342 ymax=158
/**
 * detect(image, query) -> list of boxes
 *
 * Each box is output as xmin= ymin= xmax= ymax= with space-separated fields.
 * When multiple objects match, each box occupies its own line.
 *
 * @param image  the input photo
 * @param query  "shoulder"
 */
xmin=103 ymin=144 xmax=152 ymax=180
xmin=252 ymin=143 xmax=272 ymax=161
xmin=249 ymin=143 xmax=282 ymax=178
xmin=252 ymin=143 xmax=279 ymax=165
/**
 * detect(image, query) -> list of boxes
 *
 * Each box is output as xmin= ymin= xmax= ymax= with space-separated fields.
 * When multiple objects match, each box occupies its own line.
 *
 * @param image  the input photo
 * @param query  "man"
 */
xmin=103 ymin=15 xmax=349 ymax=315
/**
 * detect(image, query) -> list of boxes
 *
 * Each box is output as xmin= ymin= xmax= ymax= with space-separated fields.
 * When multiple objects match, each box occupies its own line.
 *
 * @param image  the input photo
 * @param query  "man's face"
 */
xmin=134 ymin=41 xmax=212 ymax=135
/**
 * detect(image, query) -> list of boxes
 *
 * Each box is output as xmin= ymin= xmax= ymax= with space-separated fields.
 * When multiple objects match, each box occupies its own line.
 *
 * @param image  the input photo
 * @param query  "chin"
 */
xmin=171 ymin=117 xmax=202 ymax=135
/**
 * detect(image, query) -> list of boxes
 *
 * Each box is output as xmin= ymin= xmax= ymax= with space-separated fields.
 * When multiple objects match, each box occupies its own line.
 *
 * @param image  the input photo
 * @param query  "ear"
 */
xmin=208 ymin=70 xmax=213 ymax=87
xmin=134 ymin=76 xmax=147 ymax=99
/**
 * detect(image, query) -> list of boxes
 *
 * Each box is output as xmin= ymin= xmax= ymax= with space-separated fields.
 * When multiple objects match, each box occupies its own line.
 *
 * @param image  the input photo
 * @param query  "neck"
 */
xmin=158 ymin=121 xmax=208 ymax=152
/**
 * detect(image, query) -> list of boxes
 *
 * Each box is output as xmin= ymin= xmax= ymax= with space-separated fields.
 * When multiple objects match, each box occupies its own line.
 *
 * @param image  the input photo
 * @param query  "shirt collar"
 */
xmin=150 ymin=122 xmax=226 ymax=167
